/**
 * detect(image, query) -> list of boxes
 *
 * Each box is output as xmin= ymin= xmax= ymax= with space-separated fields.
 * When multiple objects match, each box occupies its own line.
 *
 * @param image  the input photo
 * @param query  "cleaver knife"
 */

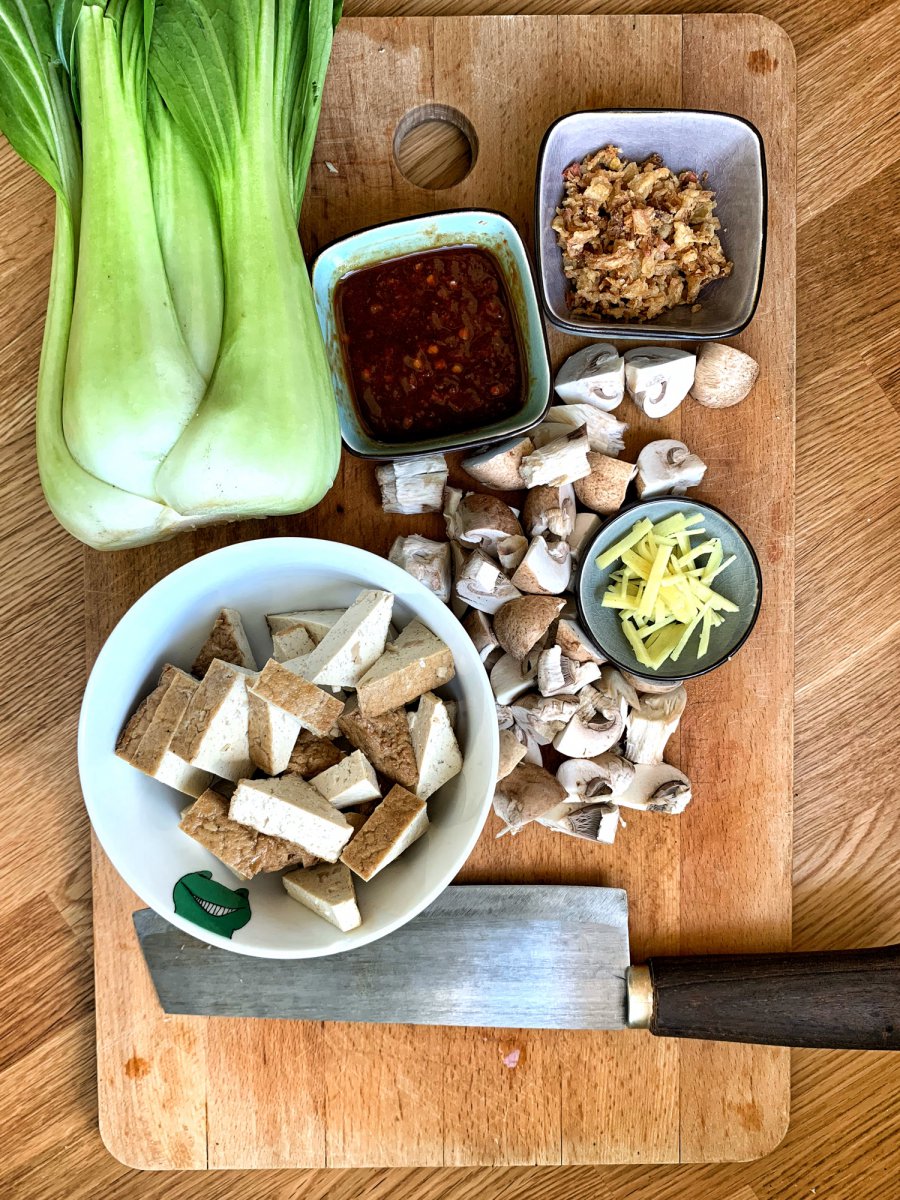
xmin=135 ymin=885 xmax=900 ymax=1050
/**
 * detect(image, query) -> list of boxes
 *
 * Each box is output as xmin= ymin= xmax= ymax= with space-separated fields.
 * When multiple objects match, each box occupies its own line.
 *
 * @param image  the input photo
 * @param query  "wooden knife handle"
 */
xmin=637 ymin=945 xmax=900 ymax=1049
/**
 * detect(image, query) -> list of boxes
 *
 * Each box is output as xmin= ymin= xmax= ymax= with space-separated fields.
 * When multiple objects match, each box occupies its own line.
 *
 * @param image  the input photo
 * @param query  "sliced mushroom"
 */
xmin=497 ymin=534 xmax=528 ymax=572
xmin=556 ymin=751 xmax=634 ymax=800
xmin=554 ymin=343 xmax=625 ymax=411
xmin=448 ymin=540 xmax=469 ymax=619
xmin=497 ymin=727 xmax=528 ymax=781
xmin=455 ymin=549 xmax=522 ymax=614
xmin=376 ymin=454 xmax=447 ymax=513
xmin=598 ymin=665 xmax=642 ymax=712
xmin=537 ymin=405 xmax=628 ymax=456
xmin=462 ymin=435 xmax=534 ymax=490
xmin=552 ymin=702 xmax=624 ymax=757
xmin=517 ymin=725 xmax=544 ymax=766
xmin=511 ymin=536 xmax=572 ymax=595
xmin=490 ymin=651 xmax=538 ymax=704
xmin=509 ymin=693 xmax=581 ymax=744
xmin=483 ymin=645 xmax=504 ymax=673
xmin=537 ymin=645 xmax=601 ymax=696
xmin=624 ymin=347 xmax=696 ymax=418
xmin=463 ymin=609 xmax=499 ymax=662
xmin=519 ymin=427 xmax=591 ymax=487
xmin=569 ymin=512 xmax=602 ymax=561
xmin=494 ymin=594 xmax=565 ymax=660
xmin=388 ymin=535 xmax=451 ymax=602
xmin=573 ymin=452 xmax=636 ymax=515
xmin=635 ymin=439 xmax=707 ymax=498
xmin=555 ymin=618 xmax=604 ymax=664
xmin=616 ymin=762 xmax=692 ymax=813
xmin=537 ymin=800 xmax=620 ymax=844
xmin=445 ymin=493 xmax=523 ymax=556
xmin=522 ymin=483 xmax=576 ymax=539
xmin=621 ymin=668 xmax=685 ymax=696
xmin=625 ymin=685 xmax=688 ymax=764
xmin=691 ymin=342 xmax=759 ymax=408
xmin=492 ymin=761 xmax=567 ymax=835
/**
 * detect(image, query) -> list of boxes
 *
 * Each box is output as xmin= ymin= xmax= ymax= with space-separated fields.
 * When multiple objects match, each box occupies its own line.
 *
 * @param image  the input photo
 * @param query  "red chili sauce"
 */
xmin=335 ymin=246 xmax=523 ymax=442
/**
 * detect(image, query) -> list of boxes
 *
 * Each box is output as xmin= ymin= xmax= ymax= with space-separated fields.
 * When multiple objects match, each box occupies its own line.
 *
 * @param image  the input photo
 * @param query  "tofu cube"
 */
xmin=340 ymin=784 xmax=428 ymax=881
xmin=192 ymin=608 xmax=257 ymax=677
xmin=180 ymin=787 xmax=316 ymax=879
xmin=356 ymin=620 xmax=455 ymax=717
xmin=338 ymin=699 xmax=418 ymax=790
xmin=299 ymin=589 xmax=394 ymax=688
xmin=271 ymin=623 xmax=316 ymax=663
xmin=249 ymin=659 xmax=344 ymax=736
xmin=408 ymin=692 xmax=463 ymax=799
xmin=282 ymin=862 xmax=361 ymax=932
xmin=310 ymin=750 xmax=380 ymax=810
xmin=266 ymin=609 xmax=344 ymax=642
xmin=169 ymin=660 xmax=254 ymax=782
xmin=229 ymin=776 xmax=352 ymax=862
xmin=286 ymin=732 xmax=347 ymax=778
xmin=116 ymin=664 xmax=213 ymax=797
xmin=247 ymin=690 xmax=301 ymax=775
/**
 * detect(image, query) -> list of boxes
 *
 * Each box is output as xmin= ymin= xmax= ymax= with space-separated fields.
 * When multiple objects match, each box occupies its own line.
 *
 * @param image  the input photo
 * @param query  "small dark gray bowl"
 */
xmin=576 ymin=498 xmax=762 ymax=683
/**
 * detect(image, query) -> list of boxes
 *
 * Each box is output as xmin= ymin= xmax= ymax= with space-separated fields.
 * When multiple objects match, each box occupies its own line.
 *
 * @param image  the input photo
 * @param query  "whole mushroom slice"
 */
xmin=552 ymin=702 xmax=624 ymax=757
xmin=625 ymin=685 xmax=688 ymax=764
xmin=456 ymin=549 xmax=522 ymax=613
xmin=523 ymin=483 xmax=576 ymax=539
xmin=635 ymin=439 xmax=707 ymax=498
xmin=490 ymin=651 xmax=538 ymax=704
xmin=691 ymin=342 xmax=759 ymax=408
xmin=509 ymin=692 xmax=580 ymax=744
xmin=555 ymin=618 xmax=604 ymax=665
xmin=538 ymin=800 xmax=620 ymax=844
xmin=573 ymin=452 xmax=636 ymax=515
xmin=376 ymin=454 xmax=448 ymax=513
xmin=493 ymin=761 xmax=567 ymax=836
xmin=463 ymin=609 xmax=499 ymax=663
xmin=519 ymin=427 xmax=591 ymax=487
xmin=494 ymin=594 xmax=566 ymax=660
xmin=462 ymin=434 xmax=534 ymax=490
xmin=624 ymin=347 xmax=696 ymax=418
xmin=497 ymin=727 xmax=528 ymax=781
xmin=539 ymin=405 xmax=628 ymax=456
xmin=537 ymin=645 xmax=601 ymax=696
xmin=556 ymin=751 xmax=635 ymax=800
xmin=616 ymin=763 xmax=692 ymax=813
xmin=497 ymin=534 xmax=528 ymax=572
xmin=511 ymin=536 xmax=572 ymax=595
xmin=388 ymin=535 xmax=451 ymax=602
xmin=569 ymin=512 xmax=602 ymax=561
xmin=554 ymin=343 xmax=625 ymax=411
xmin=445 ymin=493 xmax=523 ymax=556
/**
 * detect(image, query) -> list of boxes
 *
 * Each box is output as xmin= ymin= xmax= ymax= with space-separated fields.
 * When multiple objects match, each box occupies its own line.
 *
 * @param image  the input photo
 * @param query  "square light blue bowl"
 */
xmin=311 ymin=210 xmax=552 ymax=459
xmin=576 ymin=498 xmax=763 ymax=683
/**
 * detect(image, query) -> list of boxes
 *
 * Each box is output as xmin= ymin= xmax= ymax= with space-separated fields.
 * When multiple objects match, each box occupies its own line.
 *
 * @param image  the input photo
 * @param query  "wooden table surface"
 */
xmin=0 ymin=0 xmax=897 ymax=1197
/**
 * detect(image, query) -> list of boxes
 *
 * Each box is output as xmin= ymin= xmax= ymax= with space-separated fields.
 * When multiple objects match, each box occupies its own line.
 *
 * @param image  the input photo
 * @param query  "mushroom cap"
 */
xmin=511 ymin=536 xmax=572 ymax=594
xmin=569 ymin=511 xmax=602 ymax=560
xmin=554 ymin=344 xmax=625 ymax=411
xmin=509 ymin=692 xmax=579 ymax=743
xmin=522 ymin=483 xmax=577 ymax=539
xmin=455 ymin=548 xmax=522 ymax=613
xmin=573 ymin=452 xmax=636 ymax=514
xmin=497 ymin=534 xmax=528 ymax=571
xmin=555 ymin=618 xmax=604 ymax=664
xmin=635 ymin=439 xmax=707 ymax=498
xmin=462 ymin=608 xmax=498 ymax=658
xmin=494 ymin=594 xmax=566 ymax=660
xmin=616 ymin=762 xmax=692 ymax=813
xmin=624 ymin=347 xmax=696 ymax=418
xmin=556 ymin=751 xmax=633 ymax=798
xmin=448 ymin=492 xmax=523 ymax=549
xmin=462 ymin=435 xmax=534 ymax=490
xmin=552 ymin=707 xmax=624 ymax=757
xmin=497 ymin=727 xmax=528 ymax=781
xmin=691 ymin=342 xmax=760 ymax=408
xmin=493 ymin=761 xmax=567 ymax=833
xmin=489 ymin=651 xmax=538 ymax=704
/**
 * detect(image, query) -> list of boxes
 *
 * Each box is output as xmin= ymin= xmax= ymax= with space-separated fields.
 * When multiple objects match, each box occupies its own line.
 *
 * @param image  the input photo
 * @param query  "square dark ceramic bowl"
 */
xmin=535 ymin=109 xmax=767 ymax=342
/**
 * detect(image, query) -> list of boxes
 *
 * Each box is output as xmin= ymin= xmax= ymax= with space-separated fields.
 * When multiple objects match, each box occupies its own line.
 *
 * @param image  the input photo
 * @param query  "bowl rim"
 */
xmin=574 ymin=497 xmax=764 ymax=682
xmin=311 ymin=207 xmax=553 ymax=459
xmin=533 ymin=107 xmax=768 ymax=342
xmin=78 ymin=536 xmax=499 ymax=959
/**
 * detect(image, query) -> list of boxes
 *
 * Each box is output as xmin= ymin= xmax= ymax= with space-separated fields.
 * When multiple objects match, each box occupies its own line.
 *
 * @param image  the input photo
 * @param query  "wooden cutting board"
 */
xmin=86 ymin=12 xmax=795 ymax=1169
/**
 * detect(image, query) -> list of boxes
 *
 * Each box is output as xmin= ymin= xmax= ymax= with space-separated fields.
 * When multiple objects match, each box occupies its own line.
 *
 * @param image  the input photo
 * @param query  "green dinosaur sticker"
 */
xmin=172 ymin=870 xmax=251 ymax=938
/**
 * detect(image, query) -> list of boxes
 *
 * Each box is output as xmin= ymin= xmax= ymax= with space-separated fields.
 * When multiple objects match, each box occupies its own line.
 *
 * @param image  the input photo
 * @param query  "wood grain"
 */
xmin=0 ymin=0 xmax=898 ymax=1196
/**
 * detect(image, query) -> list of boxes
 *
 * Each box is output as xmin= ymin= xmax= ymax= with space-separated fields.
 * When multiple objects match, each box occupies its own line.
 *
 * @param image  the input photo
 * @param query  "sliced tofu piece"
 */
xmin=180 ymin=786 xmax=316 ymax=879
xmin=247 ymin=689 xmax=301 ymax=775
xmin=192 ymin=608 xmax=256 ymax=678
xmin=356 ymin=619 xmax=455 ymax=717
xmin=338 ymin=697 xmax=418 ymax=790
xmin=117 ymin=664 xmax=213 ymax=797
xmin=300 ymin=589 xmax=394 ymax=688
xmin=266 ymin=609 xmax=344 ymax=642
xmin=286 ymin=731 xmax=347 ymax=778
xmin=340 ymin=784 xmax=428 ymax=881
xmin=229 ymin=775 xmax=352 ymax=862
xmin=310 ymin=749 xmax=380 ymax=810
xmin=407 ymin=692 xmax=463 ymax=800
xmin=344 ymin=810 xmax=369 ymax=836
xmin=169 ymin=659 xmax=254 ymax=782
xmin=271 ymin=623 xmax=316 ymax=664
xmin=282 ymin=862 xmax=361 ymax=932
xmin=250 ymin=659 xmax=344 ymax=736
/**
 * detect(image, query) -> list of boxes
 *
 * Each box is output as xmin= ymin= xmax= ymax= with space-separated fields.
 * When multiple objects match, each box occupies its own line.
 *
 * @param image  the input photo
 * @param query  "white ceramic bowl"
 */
xmin=79 ymin=538 xmax=498 ymax=959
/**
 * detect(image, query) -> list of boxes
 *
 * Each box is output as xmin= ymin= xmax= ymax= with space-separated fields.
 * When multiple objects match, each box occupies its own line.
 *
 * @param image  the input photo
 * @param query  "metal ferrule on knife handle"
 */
xmin=625 ymin=965 xmax=654 ymax=1029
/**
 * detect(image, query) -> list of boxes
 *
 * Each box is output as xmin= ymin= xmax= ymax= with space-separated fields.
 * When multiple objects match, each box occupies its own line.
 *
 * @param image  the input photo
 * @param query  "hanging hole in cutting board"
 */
xmin=393 ymin=104 xmax=478 ymax=190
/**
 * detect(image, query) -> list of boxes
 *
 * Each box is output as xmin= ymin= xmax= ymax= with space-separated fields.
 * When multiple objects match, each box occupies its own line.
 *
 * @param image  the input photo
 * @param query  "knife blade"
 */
xmin=135 ymin=885 xmax=900 ymax=1049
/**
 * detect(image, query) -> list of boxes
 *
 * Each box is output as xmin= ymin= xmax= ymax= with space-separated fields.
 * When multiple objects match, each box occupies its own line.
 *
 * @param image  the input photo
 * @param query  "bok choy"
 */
xmin=0 ymin=0 xmax=341 ymax=549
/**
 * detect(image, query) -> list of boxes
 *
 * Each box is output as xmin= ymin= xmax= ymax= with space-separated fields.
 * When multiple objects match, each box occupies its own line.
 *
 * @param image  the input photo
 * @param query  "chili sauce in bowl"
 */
xmin=335 ymin=246 xmax=523 ymax=442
